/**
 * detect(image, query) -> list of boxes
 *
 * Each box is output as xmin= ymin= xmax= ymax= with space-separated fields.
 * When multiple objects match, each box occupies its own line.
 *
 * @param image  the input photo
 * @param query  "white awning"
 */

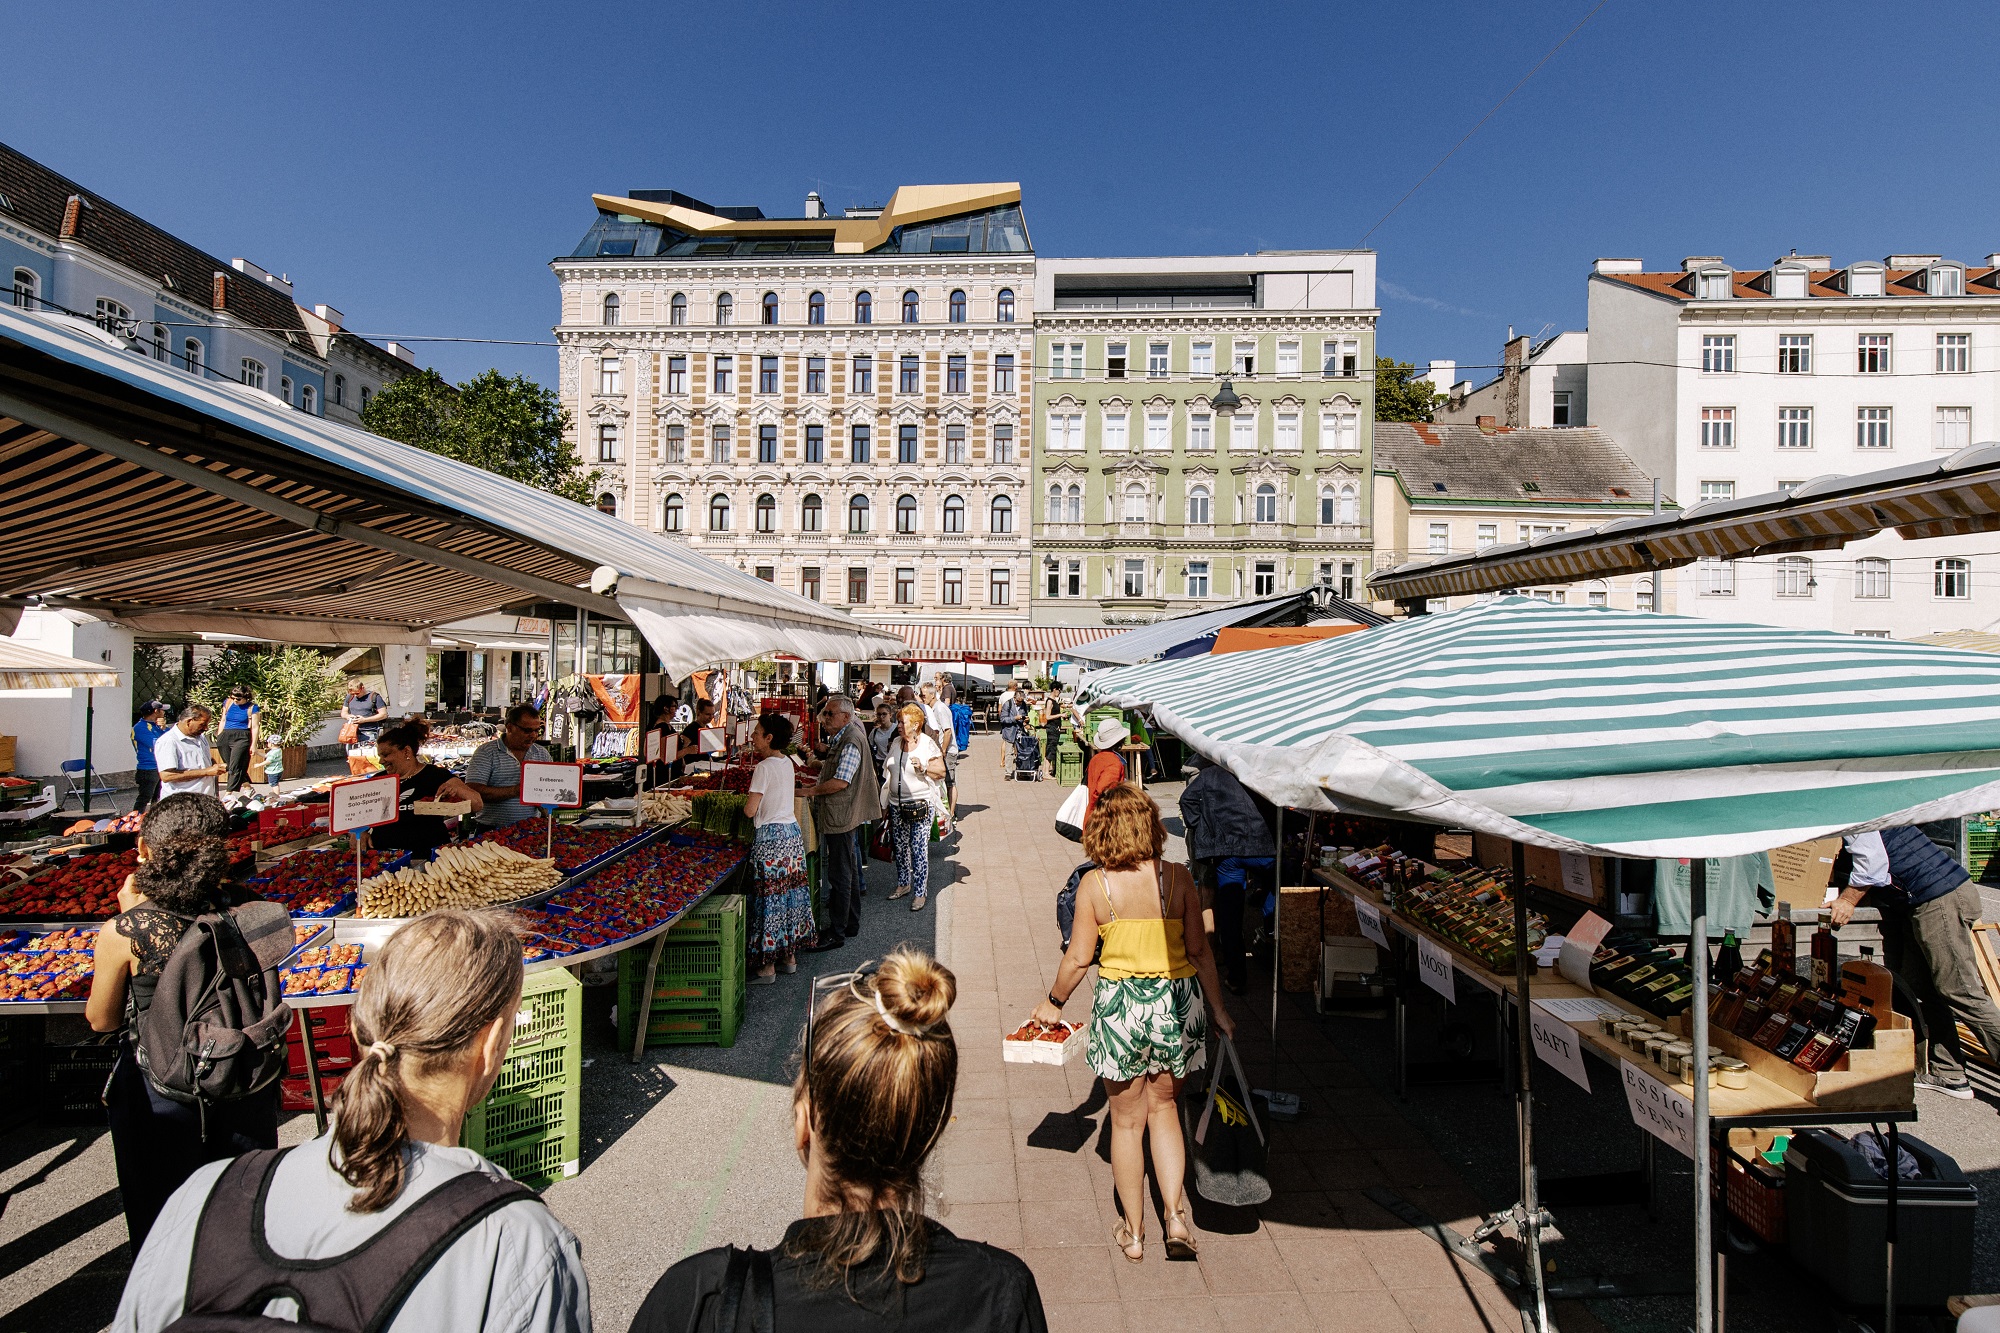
xmin=0 ymin=638 xmax=120 ymax=691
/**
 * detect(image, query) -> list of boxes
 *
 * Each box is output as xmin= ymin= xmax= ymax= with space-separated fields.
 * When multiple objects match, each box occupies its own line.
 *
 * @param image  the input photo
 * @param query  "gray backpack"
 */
xmin=133 ymin=900 xmax=295 ymax=1111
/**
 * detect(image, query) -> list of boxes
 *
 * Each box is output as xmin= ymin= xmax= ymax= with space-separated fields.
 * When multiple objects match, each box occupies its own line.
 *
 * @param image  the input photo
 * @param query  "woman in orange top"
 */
xmin=1032 ymin=783 xmax=1234 ymax=1264
xmin=1083 ymin=716 xmax=1130 ymax=824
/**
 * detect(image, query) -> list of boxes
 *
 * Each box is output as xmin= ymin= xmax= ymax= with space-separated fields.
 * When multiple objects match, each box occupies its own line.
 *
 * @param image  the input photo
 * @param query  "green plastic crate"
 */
xmin=479 ymin=1124 xmax=579 ymax=1191
xmin=638 ymin=991 xmax=745 ymax=1047
xmin=464 ymin=1075 xmax=576 ymax=1156
xmin=664 ymin=892 xmax=745 ymax=942
xmin=510 ymin=967 xmax=582 ymax=1053
xmin=1056 ymin=746 xmax=1084 ymax=788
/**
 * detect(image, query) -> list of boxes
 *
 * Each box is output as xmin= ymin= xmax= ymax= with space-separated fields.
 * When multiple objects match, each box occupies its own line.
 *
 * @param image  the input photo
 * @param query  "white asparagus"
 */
xmin=357 ymin=840 xmax=560 ymax=919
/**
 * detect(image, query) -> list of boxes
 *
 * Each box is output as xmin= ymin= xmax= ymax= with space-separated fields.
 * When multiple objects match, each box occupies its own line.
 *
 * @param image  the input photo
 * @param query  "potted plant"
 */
xmin=255 ymin=647 xmax=345 ymax=779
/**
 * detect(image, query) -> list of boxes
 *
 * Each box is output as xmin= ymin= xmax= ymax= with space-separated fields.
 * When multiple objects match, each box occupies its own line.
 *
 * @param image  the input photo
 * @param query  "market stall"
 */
xmin=0 ymin=639 xmax=121 ymax=824
xmin=1081 ymin=596 xmax=2000 ymax=1333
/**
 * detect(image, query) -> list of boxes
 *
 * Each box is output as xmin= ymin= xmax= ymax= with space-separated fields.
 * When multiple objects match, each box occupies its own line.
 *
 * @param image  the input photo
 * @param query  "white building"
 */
xmin=1589 ymin=253 xmax=2000 ymax=637
xmin=1430 ymin=329 xmax=1588 ymax=429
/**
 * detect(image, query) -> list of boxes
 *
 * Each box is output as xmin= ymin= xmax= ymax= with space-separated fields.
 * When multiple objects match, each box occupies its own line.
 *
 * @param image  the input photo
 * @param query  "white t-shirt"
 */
xmin=747 ymin=754 xmax=800 ymax=828
xmin=885 ymin=733 xmax=944 ymax=807
xmin=922 ymin=701 xmax=956 ymax=753
xmin=153 ymin=726 xmax=218 ymax=797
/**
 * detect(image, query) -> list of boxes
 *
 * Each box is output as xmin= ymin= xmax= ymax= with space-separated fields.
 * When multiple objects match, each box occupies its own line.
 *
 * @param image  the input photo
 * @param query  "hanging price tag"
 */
xmin=1354 ymin=897 xmax=1389 ymax=949
xmin=1529 ymin=1001 xmax=1593 ymax=1091
xmin=1416 ymin=934 xmax=1455 ymax=1004
xmin=1620 ymin=1061 xmax=1696 ymax=1159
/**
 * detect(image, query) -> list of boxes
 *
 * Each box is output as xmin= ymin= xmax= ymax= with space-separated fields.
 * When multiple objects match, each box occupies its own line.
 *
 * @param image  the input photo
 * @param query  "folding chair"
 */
xmin=57 ymin=759 xmax=117 ymax=811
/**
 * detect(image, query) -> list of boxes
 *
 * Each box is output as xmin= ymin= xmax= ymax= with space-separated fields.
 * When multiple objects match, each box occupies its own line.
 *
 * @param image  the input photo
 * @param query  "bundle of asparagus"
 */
xmin=357 ymin=840 xmax=561 ymax=919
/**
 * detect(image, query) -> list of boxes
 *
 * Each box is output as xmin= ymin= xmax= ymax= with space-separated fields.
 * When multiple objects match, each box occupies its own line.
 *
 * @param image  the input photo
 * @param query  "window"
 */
xmin=755 ymin=494 xmax=777 ymax=532
xmin=1047 ymin=483 xmax=1063 ymax=522
xmin=854 ymin=291 xmax=872 ymax=324
xmin=1477 ymin=523 xmax=1497 ymax=549
xmin=667 ymin=356 xmax=687 ymax=394
xmin=1230 ymin=414 xmax=1255 ymax=451
xmin=990 ymin=494 xmax=1013 ymax=533
xmin=945 ymin=425 xmax=966 ymax=463
xmin=240 ymin=358 xmax=266 ymax=391
xmin=852 ymin=355 xmax=872 ymax=393
xmin=1938 ymin=333 xmax=1970 ymax=374
xmin=848 ymin=495 xmax=870 ymax=533
xmin=1317 ymin=489 xmax=1335 ymax=525
xmin=1051 ymin=342 xmax=1084 ymax=378
xmin=1339 ymin=561 xmax=1357 ymax=601
xmin=1275 ymin=412 xmax=1300 ymax=451
xmin=1931 ymin=267 xmax=1964 ymax=297
xmin=1191 ymin=341 xmax=1214 ymax=375
xmin=713 ymin=355 xmax=733 ymax=393
xmin=942 ymin=567 xmax=964 ymax=604
xmin=708 ymin=494 xmax=731 ymax=531
xmin=1122 ymin=483 xmax=1148 ymax=523
xmin=279 ymin=376 xmax=294 ymax=405
xmin=1046 ymin=561 xmax=1063 ymax=598
xmin=10 ymin=267 xmax=37 ymax=309
xmin=1145 ymin=412 xmax=1170 ymax=451
xmin=1698 ymin=480 xmax=1735 ymax=504
xmin=755 ymin=566 xmax=774 ymax=583
xmin=989 ymin=567 xmax=1012 ymax=605
xmin=1855 ymin=557 xmax=1890 ymax=599
xmin=1102 ymin=412 xmax=1128 ymax=452
xmin=184 ymin=339 xmax=205 ymax=376
xmin=1323 ymin=339 xmax=1360 ymax=376
xmin=1122 ymin=560 xmax=1146 ymax=597
xmin=801 ymin=567 xmax=821 ymax=601
xmin=898 ymin=424 xmax=918 ymax=463
xmin=602 ymin=293 xmax=620 ymax=325
xmin=1697 ymin=271 xmax=1732 ymax=300
xmin=899 ymin=355 xmax=920 ymax=393
xmin=1777 ymin=406 xmax=1813 ymax=449
xmin=941 ymin=494 xmax=966 ymax=533
xmin=1189 ymin=414 xmax=1213 ymax=452
xmin=1636 ymin=578 xmax=1654 ymax=612
xmin=996 ymin=288 xmax=1015 ymax=322
xmin=1857 ymin=334 xmax=1891 ymax=374
xmin=1857 ymin=406 xmax=1892 ymax=449
xmin=1188 ymin=485 xmax=1212 ymax=525
xmin=1234 ymin=339 xmax=1256 ymax=375
xmin=1777 ymin=334 xmax=1812 ymax=374
xmin=300 ymin=384 xmax=316 ymax=414
xmin=599 ymin=357 xmax=622 ymax=394
xmin=850 ymin=424 xmax=871 ymax=464
xmin=1106 ymin=342 xmax=1127 ymax=379
xmin=1254 ymin=483 xmax=1280 ymax=524
xmin=946 ymin=354 xmax=966 ymax=394
xmin=902 ymin=290 xmax=920 ymax=323
xmin=597 ymin=423 xmax=619 ymax=462
xmin=994 ymin=424 xmax=1015 ymax=464
xmin=761 ymin=292 xmax=779 ymax=326
xmin=710 ymin=424 xmax=732 ymax=462
xmin=896 ymin=494 xmax=919 ymax=533
xmin=758 ymin=424 xmax=777 ymax=463
xmin=662 ymin=493 xmax=684 ymax=532
xmin=1700 ymin=407 xmax=1735 ymax=449
xmin=1932 ymin=406 xmax=1972 ymax=452
xmin=358 ymin=385 xmax=370 ymax=412
xmin=715 ymin=292 xmax=733 ymax=325
xmin=759 ymin=356 xmax=778 ymax=394
xmin=1277 ymin=341 xmax=1301 ymax=375
xmin=994 ymin=354 xmax=1014 ymax=394
xmin=948 ymin=290 xmax=967 ymax=323
xmin=1699 ymin=558 xmax=1735 ymax=596
xmin=895 ymin=567 xmax=916 ymax=604
xmin=597 ymin=493 xmax=618 ymax=516
xmin=94 ymin=298 xmax=132 ymax=338
xmin=1775 ymin=556 xmax=1814 ymax=597
xmin=1065 ymin=484 xmax=1082 ymax=522
xmin=1937 ymin=558 xmax=1971 ymax=599
xmin=1187 ymin=561 xmax=1210 ymax=599
xmin=1520 ymin=521 xmax=1567 ymax=541
xmin=1251 ymin=561 xmax=1277 ymax=596
xmin=805 ymin=356 xmax=826 ymax=394
xmin=670 ymin=293 xmax=687 ymax=325
xmin=1588 ymin=587 xmax=1609 ymax=607
xmin=1428 ymin=522 xmax=1450 ymax=555
xmin=848 ymin=568 xmax=869 ymax=603
xmin=1700 ymin=335 xmax=1735 ymax=373
xmin=801 ymin=494 xmax=823 ymax=532
xmin=804 ymin=423 xmax=824 ymax=463
xmin=331 ymin=374 xmax=345 ymax=406
xmin=808 ymin=291 xmax=825 ymax=325
xmin=1336 ymin=485 xmax=1358 ymax=525
xmin=1318 ymin=411 xmax=1358 ymax=454
xmin=664 ymin=423 xmax=686 ymax=462
xmin=1552 ymin=391 xmax=1571 ymax=426
xmin=1148 ymin=342 xmax=1169 ymax=377
xmin=1066 ymin=559 xmax=1082 ymax=597
xmin=149 ymin=323 xmax=167 ymax=362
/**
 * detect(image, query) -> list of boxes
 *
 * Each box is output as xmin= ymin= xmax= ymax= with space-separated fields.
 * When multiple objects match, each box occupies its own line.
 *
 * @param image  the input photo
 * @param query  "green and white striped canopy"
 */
xmin=1079 ymin=596 xmax=2000 ymax=858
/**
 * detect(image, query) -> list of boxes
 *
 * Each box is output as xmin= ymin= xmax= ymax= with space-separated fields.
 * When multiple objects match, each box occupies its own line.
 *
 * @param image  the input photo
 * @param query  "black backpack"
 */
xmin=132 ymin=900 xmax=295 ymax=1111
xmin=165 ymin=1147 xmax=539 ymax=1331
xmin=1055 ymin=861 xmax=1101 ymax=959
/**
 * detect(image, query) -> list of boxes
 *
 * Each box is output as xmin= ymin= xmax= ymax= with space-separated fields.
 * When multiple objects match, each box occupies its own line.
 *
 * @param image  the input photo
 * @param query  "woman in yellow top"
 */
xmin=1032 ymin=782 xmax=1234 ymax=1264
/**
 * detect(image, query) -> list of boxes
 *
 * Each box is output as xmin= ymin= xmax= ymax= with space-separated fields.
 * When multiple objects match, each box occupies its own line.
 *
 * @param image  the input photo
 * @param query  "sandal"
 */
xmin=1113 ymin=1219 xmax=1145 ymax=1263
xmin=889 ymin=884 xmax=912 ymax=900
xmin=1163 ymin=1205 xmax=1198 ymax=1261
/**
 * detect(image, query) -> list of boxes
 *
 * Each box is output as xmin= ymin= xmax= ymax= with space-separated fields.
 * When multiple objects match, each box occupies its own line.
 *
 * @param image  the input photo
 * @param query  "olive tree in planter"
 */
xmin=256 ymin=648 xmax=345 ymax=779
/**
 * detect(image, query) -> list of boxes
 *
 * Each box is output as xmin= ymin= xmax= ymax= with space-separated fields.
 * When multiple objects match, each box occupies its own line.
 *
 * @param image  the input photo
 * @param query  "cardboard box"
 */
xmin=1472 ymin=833 xmax=1606 ymax=905
xmin=0 ymin=736 xmax=14 ymax=774
xmin=1769 ymin=838 xmax=1842 ymax=910
xmin=1278 ymin=885 xmax=1322 ymax=993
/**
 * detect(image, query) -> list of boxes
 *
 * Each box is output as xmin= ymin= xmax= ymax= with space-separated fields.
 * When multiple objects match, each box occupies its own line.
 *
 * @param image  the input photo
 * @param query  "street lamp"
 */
xmin=1210 ymin=378 xmax=1241 ymax=414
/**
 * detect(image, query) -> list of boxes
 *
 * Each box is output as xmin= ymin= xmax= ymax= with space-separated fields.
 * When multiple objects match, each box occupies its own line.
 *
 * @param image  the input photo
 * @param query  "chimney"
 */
xmin=1984 ymin=254 xmax=2000 ymax=269
xmin=1593 ymin=258 xmax=1644 ymax=275
xmin=231 ymin=258 xmax=291 ymax=294
xmin=387 ymin=342 xmax=418 ymax=365
xmin=803 ymin=191 xmax=825 ymax=219
xmin=1422 ymin=360 xmax=1455 ymax=395
xmin=313 ymin=303 xmax=345 ymax=329
xmin=1681 ymin=256 xmax=1725 ymax=273
xmin=211 ymin=270 xmax=228 ymax=311
xmin=1504 ymin=334 xmax=1530 ymax=367
xmin=60 ymin=194 xmax=88 ymax=239
xmin=1475 ymin=415 xmax=1497 ymax=432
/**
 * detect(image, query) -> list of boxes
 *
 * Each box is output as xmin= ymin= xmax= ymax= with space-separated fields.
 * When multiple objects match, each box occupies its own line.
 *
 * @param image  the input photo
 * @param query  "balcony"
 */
xmin=1316 ymin=524 xmax=1369 ymax=543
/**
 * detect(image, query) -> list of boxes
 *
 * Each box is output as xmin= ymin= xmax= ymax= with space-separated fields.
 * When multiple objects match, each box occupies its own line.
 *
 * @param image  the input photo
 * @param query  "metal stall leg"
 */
xmin=629 ymin=930 xmax=669 ymax=1064
xmin=1884 ymin=1121 xmax=1899 ymax=1333
xmin=298 ymin=1011 xmax=328 ymax=1136
xmin=1690 ymin=859 xmax=1714 ymax=1333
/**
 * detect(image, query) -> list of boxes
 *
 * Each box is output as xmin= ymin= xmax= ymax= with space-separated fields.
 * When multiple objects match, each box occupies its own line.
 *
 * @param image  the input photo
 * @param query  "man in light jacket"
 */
xmin=802 ymin=695 xmax=880 ymax=951
xmin=1179 ymin=756 xmax=1276 ymax=993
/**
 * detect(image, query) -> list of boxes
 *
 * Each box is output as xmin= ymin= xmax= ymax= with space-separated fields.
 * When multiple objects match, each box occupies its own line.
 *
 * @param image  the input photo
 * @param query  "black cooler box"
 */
xmin=1783 ymin=1129 xmax=1975 ymax=1308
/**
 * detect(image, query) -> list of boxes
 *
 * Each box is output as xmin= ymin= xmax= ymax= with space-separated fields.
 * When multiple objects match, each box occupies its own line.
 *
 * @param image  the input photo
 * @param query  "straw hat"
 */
xmin=1092 ymin=716 xmax=1131 ymax=751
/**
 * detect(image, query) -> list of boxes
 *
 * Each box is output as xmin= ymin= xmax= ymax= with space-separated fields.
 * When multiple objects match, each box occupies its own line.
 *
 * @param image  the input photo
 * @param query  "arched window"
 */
xmin=854 ymin=290 xmax=872 ymax=324
xmin=896 ymin=494 xmax=920 ymax=534
xmin=902 ymin=289 xmax=920 ymax=323
xmin=1254 ymin=483 xmax=1279 ymax=524
xmin=240 ymin=359 xmax=266 ymax=391
xmin=1123 ymin=483 xmax=1148 ymax=523
xmin=301 ymin=384 xmax=317 ymax=414
xmin=949 ymin=290 xmax=967 ymax=323
xmin=1066 ymin=484 xmax=1082 ymax=523
xmin=662 ymin=493 xmax=684 ymax=532
xmin=184 ymin=340 xmax=204 ymax=376
xmin=150 ymin=323 xmax=168 ymax=362
xmin=1318 ymin=488 xmax=1336 ymax=525
xmin=942 ymin=495 xmax=966 ymax=533
xmin=989 ymin=494 xmax=1013 ymax=534
xmin=848 ymin=494 xmax=871 ymax=533
xmin=755 ymin=494 xmax=777 ymax=533
xmin=800 ymin=494 xmax=823 ymax=532
xmin=278 ymin=376 xmax=294 ymax=406
xmin=670 ymin=292 xmax=687 ymax=325
xmin=715 ymin=292 xmax=733 ymax=325
xmin=708 ymin=494 xmax=732 ymax=531
xmin=1188 ymin=485 xmax=1211 ymax=525
xmin=359 ymin=385 xmax=371 ymax=413
xmin=10 ymin=267 xmax=37 ymax=309
xmin=1337 ymin=484 xmax=1358 ymax=525
xmin=808 ymin=291 xmax=825 ymax=325
xmin=762 ymin=291 xmax=779 ymax=325
xmin=1047 ymin=483 xmax=1064 ymax=521
xmin=596 ymin=492 xmax=618 ymax=515
xmin=602 ymin=292 xmax=620 ymax=325
xmin=996 ymin=288 xmax=1015 ymax=322
xmin=331 ymin=373 xmax=346 ymax=406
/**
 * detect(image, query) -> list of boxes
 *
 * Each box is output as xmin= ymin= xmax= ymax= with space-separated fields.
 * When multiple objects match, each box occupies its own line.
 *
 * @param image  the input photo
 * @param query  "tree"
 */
xmin=363 ymin=368 xmax=601 ymax=504
xmin=1374 ymin=356 xmax=1445 ymax=423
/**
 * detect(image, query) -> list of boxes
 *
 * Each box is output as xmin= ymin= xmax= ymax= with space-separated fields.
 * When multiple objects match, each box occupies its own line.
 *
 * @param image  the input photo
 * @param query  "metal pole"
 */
xmin=1272 ymin=805 xmax=1284 ymax=1052
xmin=1691 ymin=857 xmax=1713 ymax=1333
xmin=1884 ymin=1121 xmax=1899 ymax=1333
xmin=1511 ymin=840 xmax=1549 ymax=1333
xmin=81 ymin=686 xmax=95 ymax=815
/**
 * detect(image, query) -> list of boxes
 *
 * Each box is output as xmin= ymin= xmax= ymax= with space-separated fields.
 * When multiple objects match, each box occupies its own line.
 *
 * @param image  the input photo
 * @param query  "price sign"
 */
xmin=1620 ymin=1061 xmax=1696 ymax=1159
xmin=644 ymin=730 xmax=663 ymax=765
xmin=329 ymin=773 xmax=399 ymax=835
xmin=698 ymin=727 xmax=726 ymax=756
xmin=1558 ymin=851 xmax=1595 ymax=900
xmin=1354 ymin=897 xmax=1389 ymax=949
xmin=1529 ymin=1001 xmax=1593 ymax=1091
xmin=1416 ymin=934 xmax=1455 ymax=1004
xmin=520 ymin=761 xmax=583 ymax=809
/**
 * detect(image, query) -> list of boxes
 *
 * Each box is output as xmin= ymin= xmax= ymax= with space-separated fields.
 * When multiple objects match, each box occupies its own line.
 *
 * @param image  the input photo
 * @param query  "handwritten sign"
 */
xmin=1416 ymin=935 xmax=1455 ymax=1004
xmin=520 ymin=761 xmax=583 ymax=809
xmin=1530 ymin=1001 xmax=1593 ymax=1091
xmin=329 ymin=773 xmax=399 ymax=835
xmin=1558 ymin=852 xmax=1594 ymax=900
xmin=644 ymin=730 xmax=664 ymax=765
xmin=1354 ymin=897 xmax=1389 ymax=949
xmin=1620 ymin=1060 xmax=1696 ymax=1159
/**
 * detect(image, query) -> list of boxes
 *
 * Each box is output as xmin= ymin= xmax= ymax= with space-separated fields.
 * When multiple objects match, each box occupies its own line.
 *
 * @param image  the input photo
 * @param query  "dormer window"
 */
xmin=1929 ymin=265 xmax=1964 ymax=297
xmin=1772 ymin=265 xmax=1809 ymax=300
xmin=1846 ymin=264 xmax=1885 ymax=297
xmin=1696 ymin=269 xmax=1732 ymax=300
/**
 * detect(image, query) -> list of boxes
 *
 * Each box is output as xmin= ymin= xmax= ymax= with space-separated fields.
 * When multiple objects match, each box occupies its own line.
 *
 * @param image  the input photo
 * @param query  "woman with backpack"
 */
xmin=114 ymin=909 xmax=590 ymax=1333
xmin=87 ymin=792 xmax=281 ymax=1251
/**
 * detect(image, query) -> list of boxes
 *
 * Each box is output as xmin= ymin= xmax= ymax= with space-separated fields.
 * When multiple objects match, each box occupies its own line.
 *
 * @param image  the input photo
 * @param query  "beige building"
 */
xmin=1371 ymin=421 xmax=1669 ymax=613
xmin=551 ymin=184 xmax=1035 ymax=648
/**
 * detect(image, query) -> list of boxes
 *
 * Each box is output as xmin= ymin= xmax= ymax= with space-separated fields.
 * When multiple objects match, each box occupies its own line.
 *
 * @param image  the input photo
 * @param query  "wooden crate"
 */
xmin=1277 ymin=886 xmax=1321 ymax=993
xmin=0 ymin=735 xmax=13 ymax=774
xmin=1688 ymin=1009 xmax=1914 ymax=1112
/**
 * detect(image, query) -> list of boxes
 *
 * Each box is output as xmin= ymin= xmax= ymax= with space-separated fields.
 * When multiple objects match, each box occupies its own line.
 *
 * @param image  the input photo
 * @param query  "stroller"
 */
xmin=1004 ymin=725 xmax=1043 ymax=780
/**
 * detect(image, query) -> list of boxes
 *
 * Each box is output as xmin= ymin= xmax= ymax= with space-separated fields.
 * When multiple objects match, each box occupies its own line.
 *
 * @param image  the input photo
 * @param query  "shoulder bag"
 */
xmin=1054 ymin=783 xmax=1089 ymax=842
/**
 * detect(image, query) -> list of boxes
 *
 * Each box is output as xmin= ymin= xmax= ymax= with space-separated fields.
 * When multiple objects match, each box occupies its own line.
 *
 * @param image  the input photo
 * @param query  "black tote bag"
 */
xmin=1180 ymin=1031 xmax=1271 ymax=1207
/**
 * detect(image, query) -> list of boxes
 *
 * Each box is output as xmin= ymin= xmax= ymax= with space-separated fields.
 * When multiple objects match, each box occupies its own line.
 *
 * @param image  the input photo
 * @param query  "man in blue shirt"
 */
xmin=131 ymin=701 xmax=169 ymax=812
xmin=463 ymin=704 xmax=554 ymax=828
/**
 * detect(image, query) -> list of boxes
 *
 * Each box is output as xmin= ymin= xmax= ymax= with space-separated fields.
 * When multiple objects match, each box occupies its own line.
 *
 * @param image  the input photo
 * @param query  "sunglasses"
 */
xmin=802 ymin=965 xmax=874 ymax=1083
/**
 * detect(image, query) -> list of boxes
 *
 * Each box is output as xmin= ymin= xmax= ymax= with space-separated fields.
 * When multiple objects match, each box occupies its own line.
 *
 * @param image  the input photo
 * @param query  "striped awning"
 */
xmin=1367 ymin=444 xmax=2000 ymax=602
xmin=887 ymin=623 xmax=1108 ymax=662
xmin=0 ymin=639 xmax=120 ymax=691
xmin=1080 ymin=596 xmax=2000 ymax=859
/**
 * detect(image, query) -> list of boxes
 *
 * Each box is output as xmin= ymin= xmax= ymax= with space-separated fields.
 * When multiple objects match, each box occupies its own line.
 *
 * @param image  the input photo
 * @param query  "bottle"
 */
xmin=1770 ymin=904 xmax=1796 ymax=979
xmin=1809 ymin=911 xmax=1839 ymax=990
xmin=1715 ymin=931 xmax=1744 ymax=979
xmin=1839 ymin=945 xmax=1895 ymax=1023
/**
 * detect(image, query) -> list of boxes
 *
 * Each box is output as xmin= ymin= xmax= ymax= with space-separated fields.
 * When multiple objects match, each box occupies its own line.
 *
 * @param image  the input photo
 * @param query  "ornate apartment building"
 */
xmin=552 ymin=184 xmax=1036 ymax=648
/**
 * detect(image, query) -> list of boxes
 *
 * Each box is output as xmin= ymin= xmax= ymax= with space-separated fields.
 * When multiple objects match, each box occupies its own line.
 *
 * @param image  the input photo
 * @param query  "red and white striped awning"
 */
xmin=886 ymin=623 xmax=1109 ymax=663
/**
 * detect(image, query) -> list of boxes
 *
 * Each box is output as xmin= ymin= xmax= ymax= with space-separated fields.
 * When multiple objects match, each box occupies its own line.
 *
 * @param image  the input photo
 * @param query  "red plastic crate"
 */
xmin=286 ymin=1032 xmax=354 ymax=1077
xmin=1710 ymin=1134 xmax=1788 ymax=1245
xmin=280 ymin=1071 xmax=344 ymax=1112
xmin=301 ymin=1006 xmax=350 ymax=1038
xmin=259 ymin=807 xmax=314 ymax=843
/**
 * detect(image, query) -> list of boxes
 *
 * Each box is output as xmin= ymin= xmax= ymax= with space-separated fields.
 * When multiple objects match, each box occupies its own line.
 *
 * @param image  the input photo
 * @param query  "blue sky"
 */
xmin=11 ymin=0 xmax=1998 ymax=392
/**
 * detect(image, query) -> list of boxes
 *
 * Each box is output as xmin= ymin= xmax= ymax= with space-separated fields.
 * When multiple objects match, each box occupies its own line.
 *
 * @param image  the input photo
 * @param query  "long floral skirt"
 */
xmin=748 ymin=821 xmax=814 ymax=965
